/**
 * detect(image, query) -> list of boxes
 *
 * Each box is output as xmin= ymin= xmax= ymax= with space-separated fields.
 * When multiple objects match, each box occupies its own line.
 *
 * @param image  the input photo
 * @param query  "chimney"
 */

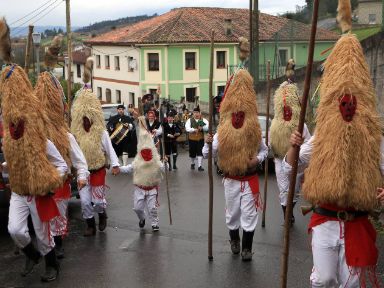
xmin=224 ymin=19 xmax=232 ymax=36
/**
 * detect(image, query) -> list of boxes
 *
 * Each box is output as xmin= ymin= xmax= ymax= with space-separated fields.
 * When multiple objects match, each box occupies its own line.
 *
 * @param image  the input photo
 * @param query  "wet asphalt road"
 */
xmin=0 ymin=149 xmax=383 ymax=288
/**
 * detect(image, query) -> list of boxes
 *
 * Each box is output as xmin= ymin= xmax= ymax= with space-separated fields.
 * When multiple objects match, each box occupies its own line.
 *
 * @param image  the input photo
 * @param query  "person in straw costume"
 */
xmin=34 ymin=35 xmax=89 ymax=258
xmin=284 ymin=0 xmax=384 ymax=286
xmin=269 ymin=59 xmax=311 ymax=223
xmin=118 ymin=116 xmax=167 ymax=232
xmin=0 ymin=18 xmax=68 ymax=282
xmin=203 ymin=37 xmax=268 ymax=261
xmin=71 ymin=58 xmax=120 ymax=237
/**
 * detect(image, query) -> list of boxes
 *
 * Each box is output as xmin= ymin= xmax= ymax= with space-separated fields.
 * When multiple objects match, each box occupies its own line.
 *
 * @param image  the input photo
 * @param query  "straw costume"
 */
xmin=269 ymin=60 xmax=311 ymax=222
xmin=283 ymin=1 xmax=384 ymax=286
xmin=0 ymin=18 xmax=68 ymax=282
xmin=203 ymin=37 xmax=268 ymax=261
xmin=71 ymin=58 xmax=119 ymax=236
xmin=119 ymin=116 xmax=165 ymax=231
xmin=35 ymin=36 xmax=88 ymax=258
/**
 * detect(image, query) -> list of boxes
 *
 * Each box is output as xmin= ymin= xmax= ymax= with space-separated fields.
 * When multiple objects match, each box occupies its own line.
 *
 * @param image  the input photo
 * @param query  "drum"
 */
xmin=110 ymin=123 xmax=130 ymax=145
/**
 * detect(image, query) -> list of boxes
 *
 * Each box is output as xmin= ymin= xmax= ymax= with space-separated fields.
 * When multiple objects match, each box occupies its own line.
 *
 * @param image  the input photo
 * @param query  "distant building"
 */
xmin=84 ymin=7 xmax=339 ymax=108
xmin=64 ymin=45 xmax=91 ymax=85
xmin=357 ymin=0 xmax=383 ymax=25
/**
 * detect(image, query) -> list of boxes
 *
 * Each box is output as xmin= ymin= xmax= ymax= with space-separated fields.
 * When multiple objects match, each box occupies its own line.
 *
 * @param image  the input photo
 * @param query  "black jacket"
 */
xmin=162 ymin=122 xmax=181 ymax=142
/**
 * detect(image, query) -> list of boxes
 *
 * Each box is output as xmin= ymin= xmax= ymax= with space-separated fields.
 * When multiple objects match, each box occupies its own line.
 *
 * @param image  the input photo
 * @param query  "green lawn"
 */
xmin=332 ymin=25 xmax=382 ymax=41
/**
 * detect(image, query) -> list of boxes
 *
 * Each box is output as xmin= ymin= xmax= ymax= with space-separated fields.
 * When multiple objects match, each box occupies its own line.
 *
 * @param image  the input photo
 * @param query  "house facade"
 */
xmin=357 ymin=0 xmax=383 ymax=25
xmin=85 ymin=7 xmax=339 ymax=108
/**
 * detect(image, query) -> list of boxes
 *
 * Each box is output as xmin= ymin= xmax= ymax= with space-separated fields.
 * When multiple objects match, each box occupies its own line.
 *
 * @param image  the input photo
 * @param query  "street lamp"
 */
xmin=32 ymin=32 xmax=41 ymax=75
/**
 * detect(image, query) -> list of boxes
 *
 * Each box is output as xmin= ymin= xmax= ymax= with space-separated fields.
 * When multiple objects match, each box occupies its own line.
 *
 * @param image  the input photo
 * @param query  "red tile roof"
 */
xmin=86 ymin=7 xmax=339 ymax=46
xmin=72 ymin=46 xmax=91 ymax=64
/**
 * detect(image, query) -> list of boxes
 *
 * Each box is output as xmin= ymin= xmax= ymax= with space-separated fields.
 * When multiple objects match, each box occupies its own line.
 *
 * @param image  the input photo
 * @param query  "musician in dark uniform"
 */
xmin=107 ymin=104 xmax=137 ymax=166
xmin=162 ymin=111 xmax=181 ymax=171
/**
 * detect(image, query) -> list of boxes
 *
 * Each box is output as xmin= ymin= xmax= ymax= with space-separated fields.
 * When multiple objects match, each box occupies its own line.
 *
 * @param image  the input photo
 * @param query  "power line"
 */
xmin=11 ymin=0 xmax=62 ymax=32
xmin=9 ymin=0 xmax=55 ymax=26
xmin=12 ymin=0 xmax=64 ymax=37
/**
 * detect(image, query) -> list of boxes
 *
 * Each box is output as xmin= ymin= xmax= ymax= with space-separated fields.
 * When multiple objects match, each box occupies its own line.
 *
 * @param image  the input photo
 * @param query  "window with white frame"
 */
xmin=278 ymin=48 xmax=288 ymax=67
xmin=216 ymin=51 xmax=226 ymax=69
xmin=128 ymin=56 xmax=134 ymax=72
xmin=96 ymin=55 xmax=101 ymax=68
xmin=186 ymin=87 xmax=196 ymax=103
xmin=368 ymin=14 xmax=376 ymax=24
xmin=116 ymin=90 xmax=121 ymax=103
xmin=148 ymin=53 xmax=159 ymax=71
xmin=106 ymin=89 xmax=111 ymax=103
xmin=105 ymin=55 xmax=110 ymax=69
xmin=114 ymin=56 xmax=120 ymax=70
xmin=97 ymin=87 xmax=102 ymax=99
xmin=185 ymin=52 xmax=196 ymax=70
xmin=76 ymin=64 xmax=81 ymax=78
xmin=217 ymin=85 xmax=225 ymax=96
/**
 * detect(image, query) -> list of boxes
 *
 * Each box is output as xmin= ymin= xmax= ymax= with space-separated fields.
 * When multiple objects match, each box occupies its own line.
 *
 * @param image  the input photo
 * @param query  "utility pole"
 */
xmin=249 ymin=0 xmax=253 ymax=70
xmin=24 ymin=25 xmax=34 ymax=74
xmin=253 ymin=0 xmax=259 ymax=87
xmin=66 ymin=0 xmax=73 ymax=111
xmin=382 ymin=0 xmax=384 ymax=31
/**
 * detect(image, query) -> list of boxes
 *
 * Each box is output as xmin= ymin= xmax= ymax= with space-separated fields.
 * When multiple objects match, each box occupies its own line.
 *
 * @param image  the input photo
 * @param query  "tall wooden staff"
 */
xmin=280 ymin=1 xmax=319 ymax=287
xmin=261 ymin=60 xmax=271 ymax=228
xmin=159 ymin=98 xmax=173 ymax=225
xmin=208 ymin=30 xmax=215 ymax=261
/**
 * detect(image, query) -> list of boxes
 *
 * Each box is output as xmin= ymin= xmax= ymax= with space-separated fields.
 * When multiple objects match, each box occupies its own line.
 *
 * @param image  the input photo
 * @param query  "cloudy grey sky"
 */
xmin=2 ymin=0 xmax=306 ymax=28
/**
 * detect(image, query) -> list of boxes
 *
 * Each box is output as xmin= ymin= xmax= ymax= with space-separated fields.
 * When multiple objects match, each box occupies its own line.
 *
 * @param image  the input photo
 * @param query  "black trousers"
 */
xmin=164 ymin=141 xmax=178 ymax=156
xmin=189 ymin=139 xmax=204 ymax=158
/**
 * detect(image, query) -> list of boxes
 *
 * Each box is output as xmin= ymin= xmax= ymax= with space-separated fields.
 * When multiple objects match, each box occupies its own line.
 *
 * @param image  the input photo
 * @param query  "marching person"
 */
xmin=162 ymin=111 xmax=181 ymax=171
xmin=107 ymin=104 xmax=137 ymax=166
xmin=71 ymin=58 xmax=120 ymax=237
xmin=146 ymin=110 xmax=162 ymax=147
xmin=0 ymin=19 xmax=67 ymax=281
xmin=284 ymin=2 xmax=384 ymax=286
xmin=185 ymin=107 xmax=209 ymax=171
xmin=119 ymin=116 xmax=167 ymax=232
xmin=34 ymin=36 xmax=89 ymax=259
xmin=269 ymin=59 xmax=311 ymax=223
xmin=203 ymin=38 xmax=268 ymax=261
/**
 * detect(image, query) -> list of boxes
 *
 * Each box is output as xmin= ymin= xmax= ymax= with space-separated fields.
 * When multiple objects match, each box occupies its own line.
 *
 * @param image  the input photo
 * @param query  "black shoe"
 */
xmin=173 ymin=156 xmax=178 ymax=169
xmin=241 ymin=230 xmax=254 ymax=261
xmin=98 ymin=211 xmax=108 ymax=231
xmin=191 ymin=164 xmax=195 ymax=170
xmin=84 ymin=217 xmax=96 ymax=237
xmin=198 ymin=166 xmax=204 ymax=171
xmin=41 ymin=249 xmax=59 ymax=282
xmin=230 ymin=240 xmax=240 ymax=254
xmin=21 ymin=242 xmax=41 ymax=277
xmin=241 ymin=249 xmax=253 ymax=261
xmin=53 ymin=236 xmax=64 ymax=259
xmin=152 ymin=225 xmax=159 ymax=232
xmin=139 ymin=219 xmax=145 ymax=228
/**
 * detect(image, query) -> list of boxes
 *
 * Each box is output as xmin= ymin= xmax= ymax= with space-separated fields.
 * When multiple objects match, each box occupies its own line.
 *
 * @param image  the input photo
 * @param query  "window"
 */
xmin=278 ymin=49 xmax=288 ymax=67
xmin=185 ymin=52 xmax=196 ymax=70
xmin=96 ymin=55 xmax=101 ymax=68
xmin=129 ymin=92 xmax=135 ymax=106
xmin=128 ymin=56 xmax=134 ymax=72
xmin=106 ymin=89 xmax=111 ymax=103
xmin=105 ymin=55 xmax=110 ymax=69
xmin=217 ymin=85 xmax=225 ymax=96
xmin=186 ymin=87 xmax=196 ymax=103
xmin=116 ymin=90 xmax=121 ymax=103
xmin=216 ymin=51 xmax=226 ymax=69
xmin=114 ymin=56 xmax=120 ymax=70
xmin=76 ymin=64 xmax=81 ymax=78
xmin=149 ymin=89 xmax=157 ymax=97
xmin=97 ymin=87 xmax=102 ymax=100
xmin=368 ymin=14 xmax=376 ymax=24
xmin=148 ymin=53 xmax=159 ymax=71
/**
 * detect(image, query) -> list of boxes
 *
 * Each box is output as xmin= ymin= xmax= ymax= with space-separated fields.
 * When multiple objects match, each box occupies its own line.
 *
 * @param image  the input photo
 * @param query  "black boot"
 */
xmin=21 ymin=242 xmax=41 ymax=276
xmin=98 ymin=211 xmax=108 ymax=231
xmin=41 ymin=249 xmax=59 ymax=282
xmin=168 ymin=157 xmax=172 ymax=171
xmin=282 ymin=205 xmax=286 ymax=220
xmin=229 ymin=229 xmax=240 ymax=254
xmin=54 ymin=236 xmax=64 ymax=259
xmin=282 ymin=204 xmax=295 ymax=224
xmin=84 ymin=217 xmax=96 ymax=237
xmin=173 ymin=155 xmax=178 ymax=170
xmin=241 ymin=230 xmax=254 ymax=261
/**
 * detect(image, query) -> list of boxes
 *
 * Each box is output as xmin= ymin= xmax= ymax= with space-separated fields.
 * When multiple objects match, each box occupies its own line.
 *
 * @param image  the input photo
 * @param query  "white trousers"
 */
xmin=310 ymin=221 xmax=359 ymax=287
xmin=50 ymin=199 xmax=69 ymax=237
xmin=133 ymin=187 xmax=159 ymax=227
xmin=79 ymin=184 xmax=107 ymax=219
xmin=224 ymin=178 xmax=258 ymax=232
xmin=8 ymin=193 xmax=54 ymax=256
xmin=274 ymin=158 xmax=301 ymax=206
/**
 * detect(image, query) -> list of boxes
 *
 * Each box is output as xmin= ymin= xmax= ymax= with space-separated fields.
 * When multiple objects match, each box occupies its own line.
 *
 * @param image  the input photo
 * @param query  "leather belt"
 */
xmin=314 ymin=207 xmax=368 ymax=221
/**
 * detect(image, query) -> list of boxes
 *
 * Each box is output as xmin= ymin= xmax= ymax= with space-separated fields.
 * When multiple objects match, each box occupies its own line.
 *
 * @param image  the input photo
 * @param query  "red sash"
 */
xmin=308 ymin=204 xmax=378 ymax=267
xmin=35 ymin=195 xmax=60 ymax=222
xmin=90 ymin=168 xmax=106 ymax=187
xmin=53 ymin=179 xmax=71 ymax=200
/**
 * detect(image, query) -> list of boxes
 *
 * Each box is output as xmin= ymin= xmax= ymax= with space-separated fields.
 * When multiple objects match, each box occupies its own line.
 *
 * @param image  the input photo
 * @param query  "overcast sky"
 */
xmin=2 ymin=0 xmax=306 ymax=28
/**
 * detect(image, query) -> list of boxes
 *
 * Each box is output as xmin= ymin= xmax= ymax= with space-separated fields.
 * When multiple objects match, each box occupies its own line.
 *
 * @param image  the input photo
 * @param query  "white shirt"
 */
xmin=283 ymin=136 xmax=384 ymax=176
xmin=101 ymin=130 xmax=120 ymax=167
xmin=202 ymin=133 xmax=269 ymax=164
xmin=148 ymin=121 xmax=163 ymax=137
xmin=67 ymin=132 xmax=89 ymax=181
xmin=47 ymin=140 xmax=68 ymax=177
xmin=185 ymin=118 xmax=209 ymax=133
